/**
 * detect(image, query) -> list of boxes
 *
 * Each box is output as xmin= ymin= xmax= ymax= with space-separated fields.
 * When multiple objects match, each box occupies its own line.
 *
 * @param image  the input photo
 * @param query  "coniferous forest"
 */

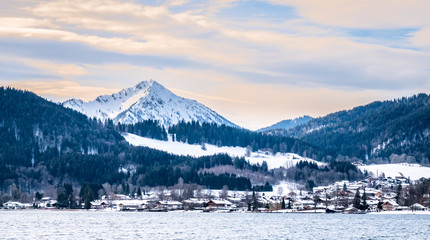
xmin=263 ymin=94 xmax=430 ymax=164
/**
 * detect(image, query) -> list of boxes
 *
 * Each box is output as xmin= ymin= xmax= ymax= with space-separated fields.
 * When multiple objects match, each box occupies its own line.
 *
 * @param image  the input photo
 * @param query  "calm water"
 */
xmin=1 ymin=210 xmax=429 ymax=240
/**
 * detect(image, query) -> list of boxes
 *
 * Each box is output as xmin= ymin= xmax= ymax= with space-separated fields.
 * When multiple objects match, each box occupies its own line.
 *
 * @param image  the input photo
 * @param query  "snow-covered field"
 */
xmin=358 ymin=163 xmax=430 ymax=180
xmin=124 ymin=133 xmax=430 ymax=180
xmin=123 ymin=133 xmax=321 ymax=170
xmin=123 ymin=133 xmax=246 ymax=157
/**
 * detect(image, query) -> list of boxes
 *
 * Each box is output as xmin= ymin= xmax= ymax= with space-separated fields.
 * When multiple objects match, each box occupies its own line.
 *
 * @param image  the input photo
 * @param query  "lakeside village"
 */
xmin=3 ymin=174 xmax=430 ymax=214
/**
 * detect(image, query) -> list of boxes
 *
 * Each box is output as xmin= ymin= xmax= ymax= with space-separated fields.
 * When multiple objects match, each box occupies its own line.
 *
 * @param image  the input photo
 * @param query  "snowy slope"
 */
xmin=358 ymin=163 xmax=430 ymax=180
xmin=123 ymin=133 xmax=322 ymax=169
xmin=63 ymin=80 xmax=237 ymax=127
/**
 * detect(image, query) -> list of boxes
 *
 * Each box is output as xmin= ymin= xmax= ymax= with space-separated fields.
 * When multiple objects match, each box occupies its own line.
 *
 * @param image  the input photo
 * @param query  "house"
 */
xmin=410 ymin=203 xmax=428 ymax=211
xmin=382 ymin=201 xmax=399 ymax=211
xmin=156 ymin=200 xmax=183 ymax=210
xmin=39 ymin=197 xmax=57 ymax=208
xmin=183 ymin=199 xmax=206 ymax=210
xmin=394 ymin=206 xmax=410 ymax=211
xmin=4 ymin=201 xmax=26 ymax=209
xmin=90 ymin=200 xmax=109 ymax=210
xmin=113 ymin=200 xmax=149 ymax=211
xmin=206 ymin=199 xmax=233 ymax=209
xmin=301 ymin=200 xmax=315 ymax=209
xmin=292 ymin=201 xmax=303 ymax=210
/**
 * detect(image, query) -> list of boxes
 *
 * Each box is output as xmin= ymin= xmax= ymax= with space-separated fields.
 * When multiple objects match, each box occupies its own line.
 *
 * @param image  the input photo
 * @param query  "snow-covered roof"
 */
xmin=158 ymin=200 xmax=183 ymax=205
xmin=208 ymin=199 xmax=233 ymax=205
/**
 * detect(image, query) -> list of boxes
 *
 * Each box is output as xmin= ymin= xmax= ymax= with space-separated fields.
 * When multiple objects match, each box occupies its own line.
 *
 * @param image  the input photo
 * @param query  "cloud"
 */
xmin=2 ymin=0 xmax=428 ymax=91
xmin=3 ymin=80 xmax=119 ymax=101
xmin=166 ymin=0 xmax=190 ymax=7
xmin=169 ymin=88 xmax=256 ymax=104
xmin=410 ymin=27 xmax=430 ymax=50
xmin=26 ymin=60 xmax=87 ymax=76
xmin=0 ymin=17 xmax=55 ymax=28
xmin=266 ymin=0 xmax=430 ymax=29
xmin=1 ymin=0 xmax=429 ymax=129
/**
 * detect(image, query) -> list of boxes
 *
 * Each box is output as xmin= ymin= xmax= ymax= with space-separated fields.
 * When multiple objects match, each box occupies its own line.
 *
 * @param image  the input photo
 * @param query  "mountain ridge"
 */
xmin=264 ymin=93 xmax=430 ymax=164
xmin=257 ymin=115 xmax=313 ymax=132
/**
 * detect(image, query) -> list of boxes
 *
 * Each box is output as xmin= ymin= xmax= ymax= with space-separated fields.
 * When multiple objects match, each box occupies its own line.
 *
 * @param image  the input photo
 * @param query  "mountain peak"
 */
xmin=135 ymin=79 xmax=156 ymax=89
xmin=63 ymin=80 xmax=238 ymax=128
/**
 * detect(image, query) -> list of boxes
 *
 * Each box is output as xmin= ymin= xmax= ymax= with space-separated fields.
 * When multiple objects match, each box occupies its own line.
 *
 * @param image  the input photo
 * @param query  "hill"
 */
xmin=267 ymin=94 xmax=430 ymax=164
xmin=0 ymin=87 xmax=130 ymax=186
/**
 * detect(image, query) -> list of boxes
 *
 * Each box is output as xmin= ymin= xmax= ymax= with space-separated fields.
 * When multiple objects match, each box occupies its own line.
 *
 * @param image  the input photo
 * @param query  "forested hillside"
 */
xmin=0 ymin=87 xmax=128 ymax=187
xmin=266 ymin=94 xmax=430 ymax=164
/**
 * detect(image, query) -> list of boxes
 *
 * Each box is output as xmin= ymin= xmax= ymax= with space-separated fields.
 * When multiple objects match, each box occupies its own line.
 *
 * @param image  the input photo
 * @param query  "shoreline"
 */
xmin=2 ymin=208 xmax=430 ymax=214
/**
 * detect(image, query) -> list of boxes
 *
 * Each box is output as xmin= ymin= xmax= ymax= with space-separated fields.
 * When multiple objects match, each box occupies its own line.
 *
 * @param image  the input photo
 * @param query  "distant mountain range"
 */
xmin=63 ymin=80 xmax=238 ymax=128
xmin=257 ymin=115 xmax=313 ymax=132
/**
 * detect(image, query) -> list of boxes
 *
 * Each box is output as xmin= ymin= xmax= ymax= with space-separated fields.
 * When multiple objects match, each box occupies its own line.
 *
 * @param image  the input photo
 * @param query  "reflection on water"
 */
xmin=1 ymin=210 xmax=429 ymax=240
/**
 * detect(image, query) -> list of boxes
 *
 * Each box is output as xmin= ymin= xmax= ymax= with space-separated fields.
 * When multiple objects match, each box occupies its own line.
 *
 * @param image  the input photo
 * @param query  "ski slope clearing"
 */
xmin=358 ymin=163 xmax=430 ymax=180
xmin=123 ymin=133 xmax=321 ymax=169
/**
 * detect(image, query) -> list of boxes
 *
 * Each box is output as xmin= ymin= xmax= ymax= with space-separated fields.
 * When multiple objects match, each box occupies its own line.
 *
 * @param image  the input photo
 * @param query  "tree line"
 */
xmin=281 ymin=160 xmax=364 ymax=190
xmin=167 ymin=120 xmax=325 ymax=160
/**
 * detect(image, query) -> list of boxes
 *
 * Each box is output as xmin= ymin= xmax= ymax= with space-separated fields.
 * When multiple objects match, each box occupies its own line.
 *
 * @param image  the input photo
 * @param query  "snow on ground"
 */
xmin=246 ymin=152 xmax=325 ymax=169
xmin=358 ymin=163 xmax=430 ymax=180
xmin=123 ymin=133 xmax=322 ymax=170
xmin=123 ymin=133 xmax=246 ymax=157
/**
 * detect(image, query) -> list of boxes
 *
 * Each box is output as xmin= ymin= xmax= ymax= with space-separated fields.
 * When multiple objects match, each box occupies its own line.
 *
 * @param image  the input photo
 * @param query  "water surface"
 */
xmin=1 ymin=210 xmax=429 ymax=239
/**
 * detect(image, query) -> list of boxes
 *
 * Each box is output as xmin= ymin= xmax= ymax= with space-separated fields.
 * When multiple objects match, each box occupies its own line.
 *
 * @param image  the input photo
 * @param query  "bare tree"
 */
xmin=196 ymin=185 xmax=203 ymax=200
xmin=157 ymin=186 xmax=166 ymax=201
xmin=220 ymin=185 xmax=229 ymax=199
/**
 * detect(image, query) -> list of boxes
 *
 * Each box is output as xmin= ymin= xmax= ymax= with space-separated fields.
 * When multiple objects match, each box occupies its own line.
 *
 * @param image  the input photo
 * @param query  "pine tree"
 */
xmin=35 ymin=191 xmax=43 ymax=201
xmin=395 ymin=184 xmax=402 ymax=204
xmin=252 ymin=191 xmax=258 ymax=211
xmin=361 ymin=188 xmax=368 ymax=210
xmin=353 ymin=189 xmax=361 ymax=209
xmin=84 ymin=190 xmax=94 ymax=210
xmin=281 ymin=198 xmax=286 ymax=209
xmin=136 ymin=187 xmax=142 ymax=199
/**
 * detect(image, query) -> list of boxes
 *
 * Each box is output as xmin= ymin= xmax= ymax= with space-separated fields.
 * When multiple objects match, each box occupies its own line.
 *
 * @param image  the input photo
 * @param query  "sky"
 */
xmin=1 ymin=0 xmax=430 ymax=130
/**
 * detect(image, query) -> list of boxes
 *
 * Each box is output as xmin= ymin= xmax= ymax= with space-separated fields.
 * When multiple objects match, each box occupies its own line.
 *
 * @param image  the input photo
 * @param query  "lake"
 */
xmin=1 ymin=210 xmax=429 ymax=239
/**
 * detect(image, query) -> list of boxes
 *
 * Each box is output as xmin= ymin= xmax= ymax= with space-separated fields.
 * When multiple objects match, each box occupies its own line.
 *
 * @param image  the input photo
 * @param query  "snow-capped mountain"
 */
xmin=63 ymin=80 xmax=238 ymax=127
